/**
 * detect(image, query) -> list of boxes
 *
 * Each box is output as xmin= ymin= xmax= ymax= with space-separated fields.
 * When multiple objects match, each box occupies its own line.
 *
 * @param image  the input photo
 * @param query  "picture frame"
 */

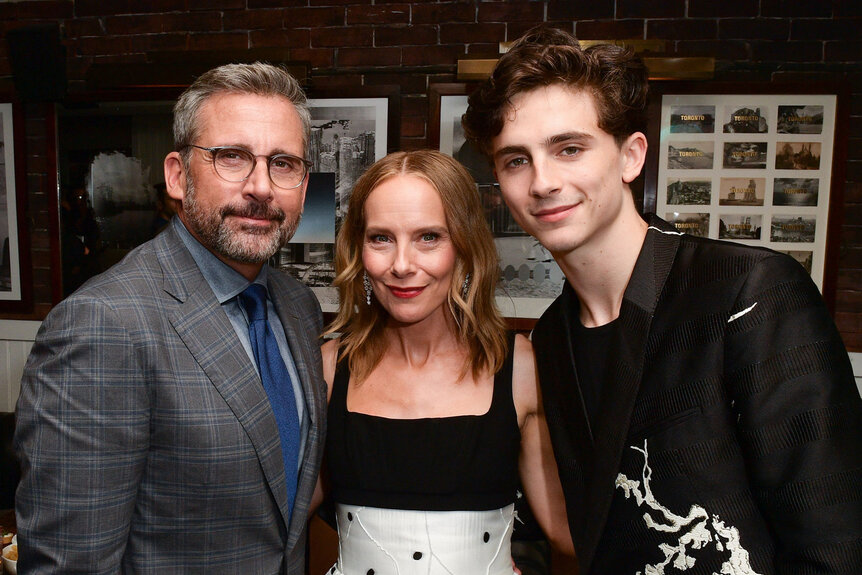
xmin=643 ymin=82 xmax=849 ymax=311
xmin=55 ymin=95 xmax=178 ymax=299
xmin=430 ymin=83 xmax=563 ymax=321
xmin=52 ymin=87 xmax=399 ymax=312
xmin=429 ymin=83 xmax=494 ymax=184
xmin=0 ymin=102 xmax=32 ymax=313
xmin=274 ymin=87 xmax=400 ymax=312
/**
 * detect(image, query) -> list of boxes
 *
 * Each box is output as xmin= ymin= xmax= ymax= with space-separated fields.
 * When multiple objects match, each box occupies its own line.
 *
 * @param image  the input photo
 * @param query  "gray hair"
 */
xmin=173 ymin=61 xmax=311 ymax=165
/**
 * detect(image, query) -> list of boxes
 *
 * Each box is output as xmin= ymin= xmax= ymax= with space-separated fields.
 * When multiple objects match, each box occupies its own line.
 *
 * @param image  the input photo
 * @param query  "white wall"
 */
xmin=1 ymin=319 xmax=861 ymax=412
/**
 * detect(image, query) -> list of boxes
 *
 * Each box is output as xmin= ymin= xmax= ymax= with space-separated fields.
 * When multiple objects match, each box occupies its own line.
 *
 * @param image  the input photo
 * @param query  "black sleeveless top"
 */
xmin=326 ymin=333 xmax=521 ymax=511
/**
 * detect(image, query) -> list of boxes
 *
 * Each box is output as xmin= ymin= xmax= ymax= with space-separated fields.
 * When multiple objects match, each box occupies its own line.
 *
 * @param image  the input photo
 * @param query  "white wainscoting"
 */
xmin=850 ymin=352 xmax=862 ymax=399
xmin=0 ymin=320 xmax=40 ymax=412
xmin=1 ymin=319 xmax=861 ymax=412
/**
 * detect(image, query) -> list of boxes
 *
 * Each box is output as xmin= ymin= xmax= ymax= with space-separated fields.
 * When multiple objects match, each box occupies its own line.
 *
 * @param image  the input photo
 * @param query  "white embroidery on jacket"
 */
xmin=728 ymin=302 xmax=758 ymax=323
xmin=647 ymin=226 xmax=684 ymax=236
xmin=615 ymin=440 xmax=761 ymax=575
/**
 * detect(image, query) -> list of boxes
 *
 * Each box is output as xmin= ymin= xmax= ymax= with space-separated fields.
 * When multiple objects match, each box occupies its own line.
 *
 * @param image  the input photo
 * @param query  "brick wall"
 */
xmin=0 ymin=0 xmax=859 ymax=349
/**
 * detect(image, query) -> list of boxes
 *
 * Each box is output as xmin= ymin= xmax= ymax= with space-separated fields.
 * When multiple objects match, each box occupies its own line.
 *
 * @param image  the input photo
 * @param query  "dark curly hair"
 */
xmin=462 ymin=26 xmax=649 ymax=157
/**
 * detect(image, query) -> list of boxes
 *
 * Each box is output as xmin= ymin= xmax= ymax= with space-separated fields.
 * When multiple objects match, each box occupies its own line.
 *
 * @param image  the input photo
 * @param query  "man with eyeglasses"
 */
xmin=15 ymin=62 xmax=326 ymax=574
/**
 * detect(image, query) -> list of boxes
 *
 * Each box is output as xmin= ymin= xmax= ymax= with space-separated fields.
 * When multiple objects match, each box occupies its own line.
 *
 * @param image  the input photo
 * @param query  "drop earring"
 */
xmin=363 ymin=271 xmax=372 ymax=305
xmin=461 ymin=272 xmax=471 ymax=300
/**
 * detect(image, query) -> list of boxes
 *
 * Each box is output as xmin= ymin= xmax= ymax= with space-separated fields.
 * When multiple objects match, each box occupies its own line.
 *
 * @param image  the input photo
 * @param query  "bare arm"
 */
xmin=512 ymin=334 xmax=575 ymax=556
xmin=310 ymin=338 xmax=339 ymax=513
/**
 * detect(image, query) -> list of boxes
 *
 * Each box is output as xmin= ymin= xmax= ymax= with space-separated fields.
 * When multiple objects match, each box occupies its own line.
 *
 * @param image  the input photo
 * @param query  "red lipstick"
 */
xmin=388 ymin=286 xmax=425 ymax=298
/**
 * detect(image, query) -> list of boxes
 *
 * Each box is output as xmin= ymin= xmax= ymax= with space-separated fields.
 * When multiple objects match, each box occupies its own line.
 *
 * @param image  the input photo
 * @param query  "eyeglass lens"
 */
xmin=212 ymin=148 xmax=307 ymax=188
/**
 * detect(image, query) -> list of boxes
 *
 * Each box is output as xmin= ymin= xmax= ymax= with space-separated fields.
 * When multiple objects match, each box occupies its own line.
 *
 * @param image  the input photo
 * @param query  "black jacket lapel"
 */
xmin=578 ymin=215 xmax=682 ymax=573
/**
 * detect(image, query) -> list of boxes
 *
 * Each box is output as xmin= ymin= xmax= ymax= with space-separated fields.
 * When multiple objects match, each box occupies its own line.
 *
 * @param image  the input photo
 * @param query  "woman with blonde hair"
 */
xmin=317 ymin=150 xmax=572 ymax=573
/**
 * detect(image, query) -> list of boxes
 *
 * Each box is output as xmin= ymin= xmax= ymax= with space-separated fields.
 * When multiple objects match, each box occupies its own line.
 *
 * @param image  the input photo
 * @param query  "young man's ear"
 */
xmin=621 ymin=132 xmax=648 ymax=184
xmin=164 ymin=152 xmax=187 ymax=204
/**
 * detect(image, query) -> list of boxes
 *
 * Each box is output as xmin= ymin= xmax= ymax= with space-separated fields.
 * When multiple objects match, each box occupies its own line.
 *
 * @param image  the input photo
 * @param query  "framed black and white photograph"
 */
xmin=646 ymin=83 xmax=847 ymax=301
xmin=430 ymin=83 xmax=563 ymax=320
xmin=719 ymin=214 xmax=763 ymax=240
xmin=274 ymin=89 xmax=399 ymax=312
xmin=770 ymin=215 xmax=817 ymax=243
xmin=722 ymin=141 xmax=768 ymax=169
xmin=0 ymin=103 xmax=30 ymax=312
xmin=666 ymin=177 xmax=712 ymax=205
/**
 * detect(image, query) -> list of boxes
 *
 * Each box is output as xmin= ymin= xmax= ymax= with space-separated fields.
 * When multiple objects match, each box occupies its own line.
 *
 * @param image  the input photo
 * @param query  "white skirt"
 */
xmin=326 ymin=503 xmax=517 ymax=575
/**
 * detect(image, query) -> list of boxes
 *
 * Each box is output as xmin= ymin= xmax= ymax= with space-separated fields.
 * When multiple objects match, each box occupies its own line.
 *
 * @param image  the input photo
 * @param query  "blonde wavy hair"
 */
xmin=325 ymin=150 xmax=508 ymax=382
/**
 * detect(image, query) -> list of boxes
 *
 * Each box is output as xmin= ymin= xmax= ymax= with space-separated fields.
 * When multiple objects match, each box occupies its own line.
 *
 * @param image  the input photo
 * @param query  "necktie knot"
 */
xmin=240 ymin=283 xmax=268 ymax=323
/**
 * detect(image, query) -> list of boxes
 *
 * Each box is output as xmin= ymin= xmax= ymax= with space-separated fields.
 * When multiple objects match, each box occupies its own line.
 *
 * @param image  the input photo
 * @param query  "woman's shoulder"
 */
xmin=321 ymin=337 xmax=341 ymax=399
xmin=512 ymin=332 xmax=535 ymax=372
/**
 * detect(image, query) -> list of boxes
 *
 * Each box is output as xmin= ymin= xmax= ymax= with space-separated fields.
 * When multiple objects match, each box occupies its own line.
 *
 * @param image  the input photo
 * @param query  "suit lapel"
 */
xmin=156 ymin=224 xmax=292 ymax=533
xmin=579 ymin=215 xmax=682 ymax=572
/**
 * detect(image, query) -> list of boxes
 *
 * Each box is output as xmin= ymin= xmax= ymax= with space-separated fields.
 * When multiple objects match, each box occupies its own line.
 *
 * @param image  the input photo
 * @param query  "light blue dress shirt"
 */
xmin=174 ymin=217 xmax=308 ymax=462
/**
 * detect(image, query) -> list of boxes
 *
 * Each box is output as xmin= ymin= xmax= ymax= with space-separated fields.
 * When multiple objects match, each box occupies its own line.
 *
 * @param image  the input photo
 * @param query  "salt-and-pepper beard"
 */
xmin=182 ymin=172 xmax=302 ymax=264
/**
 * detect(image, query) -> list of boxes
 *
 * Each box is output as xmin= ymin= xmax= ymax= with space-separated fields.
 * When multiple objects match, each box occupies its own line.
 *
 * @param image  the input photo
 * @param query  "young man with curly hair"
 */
xmin=463 ymin=26 xmax=862 ymax=575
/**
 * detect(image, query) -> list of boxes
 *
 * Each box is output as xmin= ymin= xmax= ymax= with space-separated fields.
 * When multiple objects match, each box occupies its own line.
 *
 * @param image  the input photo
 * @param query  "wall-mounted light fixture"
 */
xmin=458 ymin=39 xmax=714 ymax=82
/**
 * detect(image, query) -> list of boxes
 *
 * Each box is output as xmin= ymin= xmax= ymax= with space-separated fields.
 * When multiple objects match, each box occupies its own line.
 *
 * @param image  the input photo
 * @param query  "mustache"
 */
xmin=220 ymin=201 xmax=285 ymax=223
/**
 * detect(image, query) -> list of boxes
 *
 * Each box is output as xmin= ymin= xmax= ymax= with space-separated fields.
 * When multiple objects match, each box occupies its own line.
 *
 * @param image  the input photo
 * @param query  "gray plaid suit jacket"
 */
xmin=15 ymin=220 xmax=327 ymax=574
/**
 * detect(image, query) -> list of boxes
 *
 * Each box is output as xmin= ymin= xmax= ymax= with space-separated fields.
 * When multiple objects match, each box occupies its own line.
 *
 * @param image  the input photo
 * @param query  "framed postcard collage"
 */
xmin=656 ymin=93 xmax=838 ymax=291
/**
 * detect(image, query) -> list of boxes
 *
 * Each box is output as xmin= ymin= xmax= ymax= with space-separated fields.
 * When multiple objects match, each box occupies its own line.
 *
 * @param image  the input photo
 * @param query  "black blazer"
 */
xmin=533 ymin=215 xmax=862 ymax=574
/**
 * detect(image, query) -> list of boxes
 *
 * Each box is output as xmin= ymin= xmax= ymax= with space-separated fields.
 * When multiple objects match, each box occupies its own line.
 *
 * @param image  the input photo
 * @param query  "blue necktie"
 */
xmin=239 ymin=283 xmax=300 ymax=520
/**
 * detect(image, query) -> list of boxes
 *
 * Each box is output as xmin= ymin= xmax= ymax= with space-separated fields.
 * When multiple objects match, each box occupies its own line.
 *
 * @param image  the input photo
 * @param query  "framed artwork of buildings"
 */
xmin=644 ymin=83 xmax=849 ymax=310
xmin=430 ymin=83 xmax=564 ymax=321
xmin=273 ymin=87 xmax=400 ymax=312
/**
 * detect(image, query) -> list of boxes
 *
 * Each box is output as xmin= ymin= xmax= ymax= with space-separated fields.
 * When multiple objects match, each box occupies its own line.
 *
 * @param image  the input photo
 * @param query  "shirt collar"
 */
xmin=173 ymin=217 xmax=268 ymax=304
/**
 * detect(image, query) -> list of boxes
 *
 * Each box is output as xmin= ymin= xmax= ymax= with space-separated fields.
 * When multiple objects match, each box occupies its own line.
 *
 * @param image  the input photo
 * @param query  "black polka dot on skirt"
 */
xmin=483 ymin=531 xmax=490 ymax=542
xmin=413 ymin=551 xmax=423 ymax=560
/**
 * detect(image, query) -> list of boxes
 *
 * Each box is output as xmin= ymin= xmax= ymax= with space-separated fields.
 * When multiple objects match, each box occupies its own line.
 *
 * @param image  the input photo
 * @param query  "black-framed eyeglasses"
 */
xmin=186 ymin=144 xmax=312 ymax=190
